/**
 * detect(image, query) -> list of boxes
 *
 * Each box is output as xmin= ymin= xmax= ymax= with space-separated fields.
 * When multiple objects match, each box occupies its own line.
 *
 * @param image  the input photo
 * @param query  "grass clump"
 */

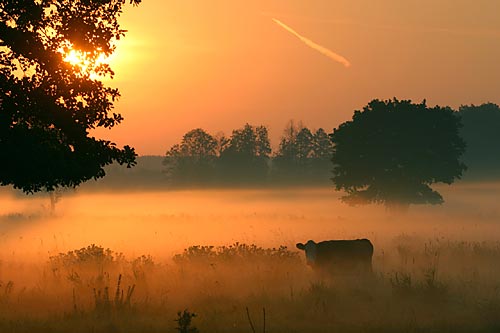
xmin=175 ymin=309 xmax=199 ymax=333
xmin=173 ymin=242 xmax=300 ymax=265
xmin=49 ymin=244 xmax=125 ymax=270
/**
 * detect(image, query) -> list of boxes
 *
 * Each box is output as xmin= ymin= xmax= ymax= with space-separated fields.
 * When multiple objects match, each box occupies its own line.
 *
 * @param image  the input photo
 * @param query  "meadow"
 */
xmin=1 ymin=183 xmax=500 ymax=332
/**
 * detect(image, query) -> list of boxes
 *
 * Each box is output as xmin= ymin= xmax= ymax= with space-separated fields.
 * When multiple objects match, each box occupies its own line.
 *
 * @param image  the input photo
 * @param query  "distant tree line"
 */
xmin=159 ymin=100 xmax=500 ymax=207
xmin=162 ymin=121 xmax=333 ymax=186
xmin=87 ymin=100 xmax=500 ymax=207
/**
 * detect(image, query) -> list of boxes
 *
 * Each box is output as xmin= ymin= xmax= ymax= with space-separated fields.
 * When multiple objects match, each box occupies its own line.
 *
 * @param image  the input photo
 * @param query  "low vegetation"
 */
xmin=1 ymin=237 xmax=500 ymax=332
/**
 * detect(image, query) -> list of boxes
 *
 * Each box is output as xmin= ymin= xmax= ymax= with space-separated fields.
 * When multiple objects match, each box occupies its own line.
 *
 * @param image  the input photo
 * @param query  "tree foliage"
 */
xmin=312 ymin=128 xmax=332 ymax=160
xmin=219 ymin=123 xmax=271 ymax=183
xmin=223 ymin=123 xmax=271 ymax=158
xmin=0 ymin=0 xmax=139 ymax=193
xmin=163 ymin=128 xmax=218 ymax=184
xmin=331 ymin=99 xmax=466 ymax=206
xmin=164 ymin=124 xmax=272 ymax=185
xmin=274 ymin=121 xmax=333 ymax=182
xmin=459 ymin=103 xmax=500 ymax=178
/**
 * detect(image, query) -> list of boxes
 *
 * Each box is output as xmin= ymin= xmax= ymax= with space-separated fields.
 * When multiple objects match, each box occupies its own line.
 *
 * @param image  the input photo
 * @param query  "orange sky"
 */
xmin=94 ymin=0 xmax=500 ymax=155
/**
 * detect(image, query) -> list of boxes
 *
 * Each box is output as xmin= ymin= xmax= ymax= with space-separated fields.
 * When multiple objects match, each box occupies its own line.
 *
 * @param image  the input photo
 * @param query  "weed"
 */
xmin=93 ymin=274 xmax=135 ymax=317
xmin=175 ymin=309 xmax=199 ymax=333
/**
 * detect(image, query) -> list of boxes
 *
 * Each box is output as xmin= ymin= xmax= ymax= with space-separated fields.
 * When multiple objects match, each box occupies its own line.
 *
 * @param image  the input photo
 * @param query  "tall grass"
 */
xmin=0 ymin=237 xmax=500 ymax=332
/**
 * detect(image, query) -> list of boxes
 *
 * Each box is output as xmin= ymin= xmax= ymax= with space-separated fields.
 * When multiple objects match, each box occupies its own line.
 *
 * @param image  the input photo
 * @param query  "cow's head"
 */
xmin=296 ymin=240 xmax=317 ymax=265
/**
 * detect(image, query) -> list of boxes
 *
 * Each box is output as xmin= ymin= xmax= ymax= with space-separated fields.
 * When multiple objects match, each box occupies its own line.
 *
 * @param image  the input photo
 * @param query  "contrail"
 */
xmin=272 ymin=18 xmax=351 ymax=68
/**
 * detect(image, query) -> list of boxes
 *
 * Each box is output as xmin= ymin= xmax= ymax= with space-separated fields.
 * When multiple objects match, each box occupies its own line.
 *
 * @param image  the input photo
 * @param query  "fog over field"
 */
xmin=1 ymin=182 xmax=499 ymax=269
xmin=1 ymin=184 xmax=500 ymax=332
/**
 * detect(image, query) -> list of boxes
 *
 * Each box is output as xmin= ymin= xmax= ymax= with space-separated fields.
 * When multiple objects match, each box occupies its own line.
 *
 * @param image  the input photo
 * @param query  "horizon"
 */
xmin=91 ymin=0 xmax=500 ymax=155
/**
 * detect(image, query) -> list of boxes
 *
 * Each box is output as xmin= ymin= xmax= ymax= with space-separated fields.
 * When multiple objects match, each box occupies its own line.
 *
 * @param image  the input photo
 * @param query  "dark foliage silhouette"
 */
xmin=0 ymin=0 xmax=139 ymax=193
xmin=163 ymin=128 xmax=218 ymax=184
xmin=274 ymin=121 xmax=313 ymax=176
xmin=175 ymin=310 xmax=198 ymax=333
xmin=162 ymin=122 xmax=336 ymax=187
xmin=459 ymin=103 xmax=500 ymax=179
xmin=273 ymin=121 xmax=333 ymax=182
xmin=331 ymin=98 xmax=466 ymax=207
xmin=310 ymin=128 xmax=334 ymax=175
xmin=162 ymin=124 xmax=272 ymax=185
xmin=218 ymin=123 xmax=271 ymax=183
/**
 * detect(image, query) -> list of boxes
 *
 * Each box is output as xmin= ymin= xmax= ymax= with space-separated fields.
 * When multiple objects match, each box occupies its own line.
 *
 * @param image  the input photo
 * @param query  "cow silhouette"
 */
xmin=296 ymin=239 xmax=373 ymax=275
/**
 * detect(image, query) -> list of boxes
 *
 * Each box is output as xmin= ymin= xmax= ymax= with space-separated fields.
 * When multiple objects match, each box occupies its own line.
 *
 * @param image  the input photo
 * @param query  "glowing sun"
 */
xmin=62 ymin=48 xmax=113 ymax=78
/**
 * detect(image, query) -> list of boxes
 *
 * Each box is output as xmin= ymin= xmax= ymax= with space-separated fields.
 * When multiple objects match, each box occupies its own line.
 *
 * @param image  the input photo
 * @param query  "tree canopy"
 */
xmin=219 ymin=124 xmax=271 ymax=183
xmin=163 ymin=128 xmax=218 ymax=184
xmin=163 ymin=124 xmax=272 ymax=186
xmin=331 ymin=99 xmax=466 ymax=207
xmin=0 ymin=0 xmax=139 ymax=193
xmin=273 ymin=121 xmax=333 ymax=182
xmin=459 ymin=103 xmax=500 ymax=179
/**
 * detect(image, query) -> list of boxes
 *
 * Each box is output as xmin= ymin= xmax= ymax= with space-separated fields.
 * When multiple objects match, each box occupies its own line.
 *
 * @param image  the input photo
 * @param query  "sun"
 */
xmin=63 ymin=48 xmax=109 ymax=67
xmin=61 ymin=47 xmax=112 ymax=78
xmin=63 ymin=49 xmax=85 ymax=66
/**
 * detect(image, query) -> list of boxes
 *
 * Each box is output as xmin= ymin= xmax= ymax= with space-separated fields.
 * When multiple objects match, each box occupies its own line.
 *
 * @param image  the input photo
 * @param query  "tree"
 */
xmin=275 ymin=120 xmax=302 ymax=162
xmin=163 ymin=129 xmax=218 ymax=184
xmin=311 ymin=128 xmax=333 ymax=160
xmin=226 ymin=124 xmax=258 ymax=156
xmin=273 ymin=121 xmax=303 ymax=178
xmin=330 ymin=98 xmax=466 ymax=207
xmin=213 ymin=131 xmax=230 ymax=157
xmin=219 ymin=124 xmax=271 ymax=183
xmin=0 ymin=0 xmax=139 ymax=193
xmin=273 ymin=121 xmax=332 ymax=182
xmin=458 ymin=103 xmax=500 ymax=179
xmin=177 ymin=128 xmax=218 ymax=160
xmin=296 ymin=127 xmax=314 ymax=161
xmin=255 ymin=125 xmax=272 ymax=158
xmin=309 ymin=128 xmax=333 ymax=180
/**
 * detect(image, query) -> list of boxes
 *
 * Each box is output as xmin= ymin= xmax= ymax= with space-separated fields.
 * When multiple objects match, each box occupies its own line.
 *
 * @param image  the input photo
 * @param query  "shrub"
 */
xmin=173 ymin=242 xmax=299 ymax=266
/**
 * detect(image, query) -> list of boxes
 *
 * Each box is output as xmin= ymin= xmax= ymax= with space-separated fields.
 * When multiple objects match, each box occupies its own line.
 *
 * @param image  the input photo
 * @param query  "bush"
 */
xmin=172 ymin=242 xmax=300 ymax=266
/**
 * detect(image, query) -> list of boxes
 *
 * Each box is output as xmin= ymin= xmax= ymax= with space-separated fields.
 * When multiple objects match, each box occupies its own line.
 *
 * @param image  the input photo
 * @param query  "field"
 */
xmin=1 ymin=183 xmax=500 ymax=332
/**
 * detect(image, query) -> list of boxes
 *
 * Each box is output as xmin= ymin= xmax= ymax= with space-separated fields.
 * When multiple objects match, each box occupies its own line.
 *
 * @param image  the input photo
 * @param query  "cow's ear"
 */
xmin=296 ymin=243 xmax=305 ymax=250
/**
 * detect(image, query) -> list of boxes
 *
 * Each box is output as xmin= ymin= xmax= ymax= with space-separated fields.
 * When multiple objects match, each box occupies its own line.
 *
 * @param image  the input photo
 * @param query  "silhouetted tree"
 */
xmin=312 ymin=128 xmax=333 ymax=160
xmin=219 ymin=124 xmax=271 ymax=183
xmin=273 ymin=122 xmax=332 ymax=182
xmin=163 ymin=129 xmax=218 ymax=184
xmin=459 ymin=103 xmax=500 ymax=179
xmin=309 ymin=128 xmax=334 ymax=179
xmin=0 ymin=0 xmax=139 ymax=193
xmin=214 ymin=131 xmax=230 ymax=156
xmin=255 ymin=125 xmax=272 ymax=158
xmin=227 ymin=124 xmax=257 ymax=156
xmin=273 ymin=121 xmax=305 ymax=178
xmin=331 ymin=99 xmax=466 ymax=207
xmin=296 ymin=128 xmax=314 ymax=161
xmin=276 ymin=120 xmax=302 ymax=161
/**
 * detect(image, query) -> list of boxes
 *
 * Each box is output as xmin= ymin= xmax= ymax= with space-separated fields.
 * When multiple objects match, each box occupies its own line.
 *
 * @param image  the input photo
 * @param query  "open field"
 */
xmin=1 ymin=183 xmax=500 ymax=332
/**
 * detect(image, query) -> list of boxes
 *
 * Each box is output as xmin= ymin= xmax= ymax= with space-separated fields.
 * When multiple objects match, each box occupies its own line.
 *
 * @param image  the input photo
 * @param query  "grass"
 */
xmin=0 ymin=238 xmax=500 ymax=332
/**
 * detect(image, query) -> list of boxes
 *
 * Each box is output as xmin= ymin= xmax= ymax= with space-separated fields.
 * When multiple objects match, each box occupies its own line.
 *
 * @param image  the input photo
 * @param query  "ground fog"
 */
xmin=0 ymin=183 xmax=499 ymax=332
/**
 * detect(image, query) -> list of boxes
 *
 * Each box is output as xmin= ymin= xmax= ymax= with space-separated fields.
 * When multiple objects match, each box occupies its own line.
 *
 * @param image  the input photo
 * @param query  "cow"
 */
xmin=296 ymin=239 xmax=374 ymax=275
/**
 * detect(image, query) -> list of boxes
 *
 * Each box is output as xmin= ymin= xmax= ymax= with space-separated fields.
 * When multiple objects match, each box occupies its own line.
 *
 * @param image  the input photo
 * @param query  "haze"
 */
xmin=95 ymin=0 xmax=500 ymax=155
xmin=2 ymin=184 xmax=500 ymax=331
xmin=2 ymin=1 xmax=500 ymax=331
xmin=2 ymin=183 xmax=499 ymax=262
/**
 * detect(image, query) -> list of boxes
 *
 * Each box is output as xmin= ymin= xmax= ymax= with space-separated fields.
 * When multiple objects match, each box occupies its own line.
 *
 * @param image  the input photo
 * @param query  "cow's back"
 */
xmin=315 ymin=239 xmax=373 ymax=272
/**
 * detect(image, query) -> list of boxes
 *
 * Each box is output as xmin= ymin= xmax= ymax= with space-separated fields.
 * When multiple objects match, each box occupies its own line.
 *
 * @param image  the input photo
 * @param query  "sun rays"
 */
xmin=61 ymin=47 xmax=114 ymax=79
